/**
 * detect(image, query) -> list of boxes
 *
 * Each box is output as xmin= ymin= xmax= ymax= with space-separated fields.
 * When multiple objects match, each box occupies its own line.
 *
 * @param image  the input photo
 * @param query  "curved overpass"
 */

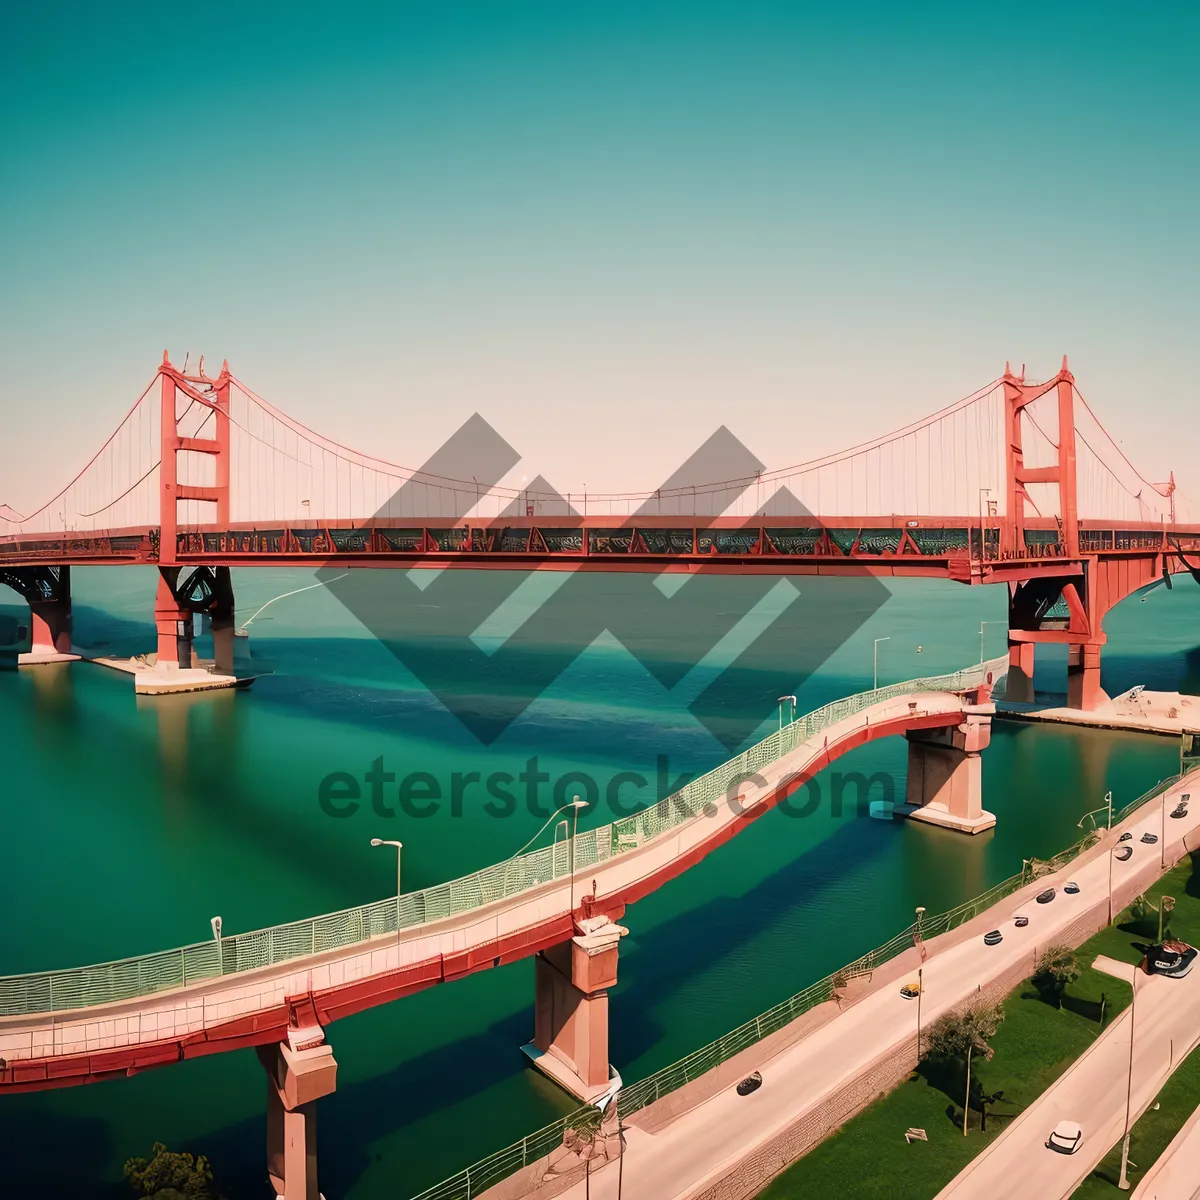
xmin=0 ymin=658 xmax=1005 ymax=1093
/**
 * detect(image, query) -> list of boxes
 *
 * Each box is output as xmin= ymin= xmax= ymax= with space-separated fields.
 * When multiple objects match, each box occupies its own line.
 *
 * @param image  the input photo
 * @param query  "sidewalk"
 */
xmin=514 ymin=777 xmax=1198 ymax=1200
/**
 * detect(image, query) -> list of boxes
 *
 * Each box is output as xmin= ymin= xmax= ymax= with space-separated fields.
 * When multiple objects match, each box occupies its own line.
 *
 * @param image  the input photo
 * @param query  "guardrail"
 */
xmin=0 ymin=655 xmax=1008 ymax=1017
xmin=407 ymin=769 xmax=1188 ymax=1200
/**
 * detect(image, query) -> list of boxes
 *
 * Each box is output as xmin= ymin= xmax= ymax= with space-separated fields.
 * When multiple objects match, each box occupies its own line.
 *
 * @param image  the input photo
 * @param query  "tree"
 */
xmin=123 ymin=1143 xmax=216 ymax=1199
xmin=1033 ymin=944 xmax=1081 ymax=1010
xmin=923 ymin=1001 xmax=1005 ymax=1136
xmin=924 ymin=1002 xmax=1005 ymax=1065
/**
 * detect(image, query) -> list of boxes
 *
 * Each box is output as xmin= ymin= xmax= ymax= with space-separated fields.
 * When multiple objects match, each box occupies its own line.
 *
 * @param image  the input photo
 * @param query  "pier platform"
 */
xmin=997 ymin=687 xmax=1199 ymax=737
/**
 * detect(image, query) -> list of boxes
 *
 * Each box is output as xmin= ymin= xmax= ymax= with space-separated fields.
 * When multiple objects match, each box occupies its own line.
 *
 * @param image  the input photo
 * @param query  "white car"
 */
xmin=1046 ymin=1120 xmax=1084 ymax=1154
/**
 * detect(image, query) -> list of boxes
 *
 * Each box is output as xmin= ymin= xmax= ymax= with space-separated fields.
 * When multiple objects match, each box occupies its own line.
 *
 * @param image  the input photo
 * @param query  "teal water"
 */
xmin=0 ymin=567 xmax=1196 ymax=1198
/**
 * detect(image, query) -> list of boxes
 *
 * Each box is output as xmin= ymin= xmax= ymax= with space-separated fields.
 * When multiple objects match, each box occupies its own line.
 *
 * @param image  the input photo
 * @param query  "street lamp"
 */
xmin=874 ymin=637 xmax=890 ymax=689
xmin=1118 ymin=964 xmax=1141 ymax=1189
xmin=777 ymin=694 xmax=797 ymax=732
xmin=915 ymin=906 xmax=926 ymax=1064
xmin=370 ymin=838 xmax=404 ymax=928
xmin=567 ymin=796 xmax=588 ymax=917
xmin=211 ymin=916 xmax=223 ymax=975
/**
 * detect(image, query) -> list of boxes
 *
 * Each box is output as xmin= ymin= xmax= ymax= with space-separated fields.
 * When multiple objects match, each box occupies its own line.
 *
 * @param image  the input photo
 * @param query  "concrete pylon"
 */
xmin=1067 ymin=642 xmax=1108 ymax=711
xmin=1006 ymin=640 xmax=1035 ymax=704
xmin=256 ymin=1016 xmax=337 ymax=1200
xmin=522 ymin=915 xmax=627 ymax=1101
xmin=901 ymin=711 xmax=996 ymax=834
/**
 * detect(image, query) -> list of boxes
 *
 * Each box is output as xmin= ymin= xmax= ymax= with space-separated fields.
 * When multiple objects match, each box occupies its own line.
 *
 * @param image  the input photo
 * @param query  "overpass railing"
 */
xmin=407 ymin=770 xmax=1185 ymax=1200
xmin=0 ymin=655 xmax=1008 ymax=1017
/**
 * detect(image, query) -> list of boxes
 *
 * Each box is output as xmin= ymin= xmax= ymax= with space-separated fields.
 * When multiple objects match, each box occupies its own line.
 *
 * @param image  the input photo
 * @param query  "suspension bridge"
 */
xmin=1 ymin=353 xmax=1197 ymax=707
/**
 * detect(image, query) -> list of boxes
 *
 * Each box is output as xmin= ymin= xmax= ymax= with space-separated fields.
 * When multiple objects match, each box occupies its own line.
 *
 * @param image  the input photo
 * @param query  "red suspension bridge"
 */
xmin=1 ymin=352 xmax=1198 ymax=708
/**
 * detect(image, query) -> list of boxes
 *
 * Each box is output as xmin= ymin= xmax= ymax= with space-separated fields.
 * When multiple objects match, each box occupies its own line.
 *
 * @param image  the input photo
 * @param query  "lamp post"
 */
xmin=1118 ymin=965 xmax=1141 ymax=1190
xmin=211 ymin=916 xmax=223 ymax=975
xmin=370 ymin=838 xmax=403 ymax=928
xmin=915 ymin=906 xmax=926 ymax=1064
xmin=568 ymin=796 xmax=588 ymax=917
xmin=1162 ymin=790 xmax=1169 ymax=869
xmin=874 ymin=637 xmax=890 ymax=689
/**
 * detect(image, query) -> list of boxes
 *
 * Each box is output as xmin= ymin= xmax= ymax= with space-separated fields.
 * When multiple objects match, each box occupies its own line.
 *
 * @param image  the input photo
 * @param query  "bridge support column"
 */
xmin=522 ymin=915 xmax=628 ymax=1102
xmin=153 ymin=570 xmax=194 ymax=669
xmin=257 ymin=1023 xmax=337 ymax=1200
xmin=901 ymin=713 xmax=996 ymax=835
xmin=1067 ymin=642 xmax=1107 ymax=711
xmin=1006 ymin=640 xmax=1036 ymax=704
xmin=209 ymin=566 xmax=236 ymax=676
xmin=0 ymin=565 xmax=79 ymax=664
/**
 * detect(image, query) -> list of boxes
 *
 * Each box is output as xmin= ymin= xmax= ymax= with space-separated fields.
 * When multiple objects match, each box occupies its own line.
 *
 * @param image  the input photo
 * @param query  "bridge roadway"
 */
xmin=0 ymin=682 xmax=991 ymax=1092
xmin=550 ymin=774 xmax=1199 ymax=1200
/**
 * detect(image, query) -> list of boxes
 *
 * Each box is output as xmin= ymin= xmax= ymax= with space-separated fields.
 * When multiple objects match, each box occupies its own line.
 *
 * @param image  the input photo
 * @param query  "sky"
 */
xmin=1 ymin=1 xmax=1197 ymax=514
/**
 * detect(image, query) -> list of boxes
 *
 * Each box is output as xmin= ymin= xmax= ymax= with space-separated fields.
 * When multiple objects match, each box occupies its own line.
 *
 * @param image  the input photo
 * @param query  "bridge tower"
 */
xmin=1000 ymin=358 xmax=1108 ymax=709
xmin=154 ymin=353 xmax=235 ymax=670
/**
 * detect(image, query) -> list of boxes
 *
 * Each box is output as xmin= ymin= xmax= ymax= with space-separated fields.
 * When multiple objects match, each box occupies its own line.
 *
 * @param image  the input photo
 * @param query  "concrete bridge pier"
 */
xmin=1006 ymin=640 xmax=1036 ymax=704
xmin=522 ymin=914 xmax=628 ymax=1102
xmin=1067 ymin=641 xmax=1108 ymax=711
xmin=154 ymin=570 xmax=196 ymax=669
xmin=256 ymin=1020 xmax=338 ymax=1200
xmin=901 ymin=711 xmax=996 ymax=835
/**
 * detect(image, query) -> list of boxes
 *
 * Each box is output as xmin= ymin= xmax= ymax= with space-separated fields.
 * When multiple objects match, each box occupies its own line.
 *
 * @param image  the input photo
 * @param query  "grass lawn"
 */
xmin=758 ymin=856 xmax=1200 ymax=1200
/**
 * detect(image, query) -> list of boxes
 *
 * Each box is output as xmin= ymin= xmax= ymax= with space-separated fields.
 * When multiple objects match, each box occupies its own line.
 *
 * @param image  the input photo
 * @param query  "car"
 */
xmin=1046 ymin=1120 xmax=1084 ymax=1154
xmin=1119 ymin=832 xmax=1133 ymax=842
xmin=1142 ymin=832 xmax=1159 ymax=844
xmin=1013 ymin=914 xmax=1030 ymax=928
xmin=1115 ymin=845 xmax=1133 ymax=861
xmin=736 ymin=1071 xmax=763 ymax=1096
xmin=1064 ymin=881 xmax=1081 ymax=895
xmin=1037 ymin=888 xmax=1056 ymax=904
xmin=900 ymin=982 xmax=921 ymax=999
xmin=1171 ymin=804 xmax=1188 ymax=819
xmin=1145 ymin=942 xmax=1198 ymax=979
xmin=984 ymin=930 xmax=1003 ymax=946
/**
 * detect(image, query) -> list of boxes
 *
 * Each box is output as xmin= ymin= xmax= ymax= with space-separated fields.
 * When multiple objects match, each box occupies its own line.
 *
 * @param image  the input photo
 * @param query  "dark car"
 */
xmin=1037 ymin=888 xmax=1056 ymax=904
xmin=1119 ymin=832 xmax=1133 ymax=842
xmin=1115 ymin=845 xmax=1133 ymax=861
xmin=1064 ymin=882 xmax=1081 ymax=895
xmin=1142 ymin=832 xmax=1159 ymax=845
xmin=737 ymin=1071 xmax=763 ymax=1096
xmin=1171 ymin=804 xmax=1188 ymax=819
xmin=1144 ymin=942 xmax=1197 ymax=979
xmin=1013 ymin=914 xmax=1030 ymax=928
xmin=984 ymin=930 xmax=1003 ymax=946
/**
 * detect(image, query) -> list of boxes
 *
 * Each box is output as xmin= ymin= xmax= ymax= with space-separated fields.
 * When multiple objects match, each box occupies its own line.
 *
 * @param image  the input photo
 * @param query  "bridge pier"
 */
xmin=154 ymin=570 xmax=195 ymax=669
xmin=901 ymin=711 xmax=995 ymax=835
xmin=522 ymin=914 xmax=628 ymax=1101
xmin=1067 ymin=641 xmax=1107 ymax=711
xmin=0 ymin=565 xmax=79 ymax=664
xmin=1006 ymin=640 xmax=1036 ymax=704
xmin=257 ymin=1019 xmax=337 ymax=1200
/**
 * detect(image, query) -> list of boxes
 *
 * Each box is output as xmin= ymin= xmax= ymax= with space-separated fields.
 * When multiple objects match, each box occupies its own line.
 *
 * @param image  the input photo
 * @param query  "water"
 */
xmin=0 ymin=567 xmax=1196 ymax=1198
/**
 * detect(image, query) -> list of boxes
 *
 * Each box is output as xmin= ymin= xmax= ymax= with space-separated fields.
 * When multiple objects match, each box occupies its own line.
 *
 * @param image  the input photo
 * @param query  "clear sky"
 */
xmin=2 ymin=1 xmax=1197 ymax=513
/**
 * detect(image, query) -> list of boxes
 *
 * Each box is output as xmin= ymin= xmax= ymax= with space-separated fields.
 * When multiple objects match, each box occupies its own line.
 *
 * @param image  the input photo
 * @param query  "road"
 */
xmin=1132 ymin=1100 xmax=1200 ymax=1199
xmin=546 ymin=778 xmax=1198 ymax=1200
xmin=935 ymin=960 xmax=1200 ymax=1199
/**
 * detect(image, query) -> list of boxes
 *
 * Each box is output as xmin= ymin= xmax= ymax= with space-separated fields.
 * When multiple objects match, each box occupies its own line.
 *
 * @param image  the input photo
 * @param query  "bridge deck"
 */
xmin=0 ymin=678 xmax=996 ymax=1092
